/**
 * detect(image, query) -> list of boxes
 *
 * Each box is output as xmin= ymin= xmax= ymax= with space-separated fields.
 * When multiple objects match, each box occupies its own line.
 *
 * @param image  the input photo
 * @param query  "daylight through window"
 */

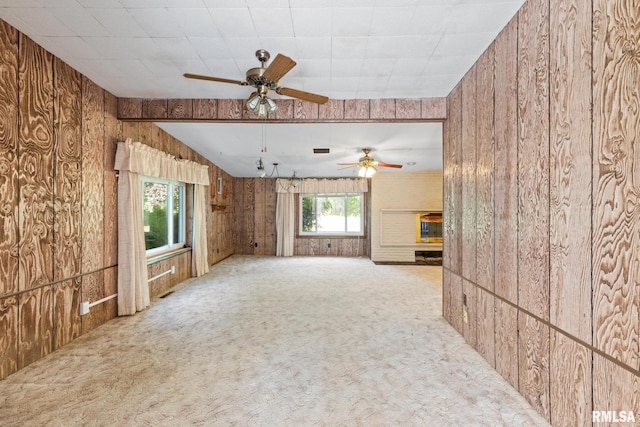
xmin=142 ymin=178 xmax=186 ymax=255
xmin=299 ymin=193 xmax=364 ymax=236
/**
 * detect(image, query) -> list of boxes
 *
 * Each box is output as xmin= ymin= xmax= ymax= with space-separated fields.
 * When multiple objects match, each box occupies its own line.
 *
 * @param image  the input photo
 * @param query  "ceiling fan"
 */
xmin=183 ymin=49 xmax=328 ymax=116
xmin=338 ymin=148 xmax=403 ymax=177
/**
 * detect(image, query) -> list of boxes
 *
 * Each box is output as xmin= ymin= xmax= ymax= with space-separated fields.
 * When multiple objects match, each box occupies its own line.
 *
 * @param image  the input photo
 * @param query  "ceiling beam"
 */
xmin=117 ymin=97 xmax=447 ymax=122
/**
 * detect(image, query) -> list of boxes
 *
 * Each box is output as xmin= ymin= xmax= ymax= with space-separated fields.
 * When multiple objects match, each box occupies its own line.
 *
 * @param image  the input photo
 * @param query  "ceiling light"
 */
xmin=256 ymin=158 xmax=266 ymax=177
xmin=291 ymin=171 xmax=299 ymax=188
xmin=246 ymin=92 xmax=261 ymax=111
xmin=358 ymin=165 xmax=377 ymax=178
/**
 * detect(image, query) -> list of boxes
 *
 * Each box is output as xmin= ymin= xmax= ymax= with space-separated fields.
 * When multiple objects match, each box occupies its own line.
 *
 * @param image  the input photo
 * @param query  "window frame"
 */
xmin=142 ymin=177 xmax=187 ymax=257
xmin=297 ymin=192 xmax=366 ymax=238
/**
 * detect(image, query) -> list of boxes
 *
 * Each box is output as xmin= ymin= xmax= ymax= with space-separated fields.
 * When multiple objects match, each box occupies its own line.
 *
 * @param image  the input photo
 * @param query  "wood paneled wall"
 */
xmin=232 ymin=177 xmax=369 ymax=257
xmin=0 ymin=19 xmax=234 ymax=380
xmin=0 ymin=25 xmax=120 ymax=379
xmin=442 ymin=0 xmax=640 ymax=424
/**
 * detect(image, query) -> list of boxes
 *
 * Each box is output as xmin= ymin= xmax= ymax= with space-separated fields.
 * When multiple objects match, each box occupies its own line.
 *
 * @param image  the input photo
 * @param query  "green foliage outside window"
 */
xmin=302 ymin=196 xmax=316 ymax=232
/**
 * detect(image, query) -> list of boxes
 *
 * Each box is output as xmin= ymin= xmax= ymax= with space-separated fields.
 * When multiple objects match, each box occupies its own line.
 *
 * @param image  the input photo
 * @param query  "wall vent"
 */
xmin=313 ymin=148 xmax=330 ymax=154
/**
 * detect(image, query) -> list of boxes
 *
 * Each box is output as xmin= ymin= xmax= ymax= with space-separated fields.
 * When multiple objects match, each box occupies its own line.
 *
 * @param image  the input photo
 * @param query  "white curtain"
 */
xmin=114 ymin=139 xmax=210 ymax=315
xmin=116 ymin=169 xmax=149 ymax=315
xmin=192 ymin=183 xmax=209 ymax=276
xmin=274 ymin=178 xmax=368 ymax=257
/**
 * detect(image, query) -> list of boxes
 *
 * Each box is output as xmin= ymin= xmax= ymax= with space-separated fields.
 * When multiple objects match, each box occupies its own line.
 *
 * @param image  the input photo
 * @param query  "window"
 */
xmin=299 ymin=193 xmax=364 ymax=236
xmin=142 ymin=178 xmax=186 ymax=255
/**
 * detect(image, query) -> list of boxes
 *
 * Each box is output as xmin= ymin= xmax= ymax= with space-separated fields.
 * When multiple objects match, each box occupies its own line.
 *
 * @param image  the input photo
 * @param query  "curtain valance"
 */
xmin=115 ymin=139 xmax=209 ymax=185
xmin=275 ymin=178 xmax=368 ymax=194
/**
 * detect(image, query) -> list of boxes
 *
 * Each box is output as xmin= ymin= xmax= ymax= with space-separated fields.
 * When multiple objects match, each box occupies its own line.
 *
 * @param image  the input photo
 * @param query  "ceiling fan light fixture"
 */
xmin=246 ymin=93 xmax=261 ymax=111
xmin=358 ymin=165 xmax=377 ymax=178
xmin=265 ymin=97 xmax=278 ymax=112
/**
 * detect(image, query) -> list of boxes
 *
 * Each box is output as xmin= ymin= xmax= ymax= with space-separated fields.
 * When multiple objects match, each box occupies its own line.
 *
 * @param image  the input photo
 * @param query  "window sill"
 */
xmin=296 ymin=234 xmax=366 ymax=239
xmin=147 ymin=247 xmax=192 ymax=265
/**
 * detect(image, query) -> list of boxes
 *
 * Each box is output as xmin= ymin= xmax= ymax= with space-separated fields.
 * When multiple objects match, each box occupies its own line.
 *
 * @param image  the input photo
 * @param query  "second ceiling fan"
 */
xmin=184 ymin=49 xmax=328 ymax=116
xmin=338 ymin=148 xmax=403 ymax=177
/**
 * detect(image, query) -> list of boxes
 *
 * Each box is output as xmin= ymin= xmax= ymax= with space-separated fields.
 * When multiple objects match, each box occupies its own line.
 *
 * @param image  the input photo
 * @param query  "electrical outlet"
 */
xmin=80 ymin=301 xmax=90 ymax=316
xmin=463 ymin=307 xmax=468 ymax=324
xmin=327 ymin=243 xmax=331 ymax=248
xmin=255 ymin=242 xmax=258 ymax=247
xmin=170 ymin=265 xmax=175 ymax=274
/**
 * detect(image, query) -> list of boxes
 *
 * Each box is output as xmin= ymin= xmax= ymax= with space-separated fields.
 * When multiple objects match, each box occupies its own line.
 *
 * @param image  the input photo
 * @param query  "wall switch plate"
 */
xmin=170 ymin=265 xmax=175 ymax=274
xmin=80 ymin=301 xmax=90 ymax=316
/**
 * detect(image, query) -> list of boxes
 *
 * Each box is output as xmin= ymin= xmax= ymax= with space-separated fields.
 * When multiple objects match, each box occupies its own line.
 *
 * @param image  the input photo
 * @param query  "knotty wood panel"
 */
xmin=117 ymin=97 xmax=142 ymax=119
xmin=493 ymin=16 xmax=519 ymax=303
xmin=442 ymin=105 xmax=452 ymax=271
xmin=442 ymin=269 xmax=451 ymax=323
xmin=294 ymin=238 xmax=308 ymax=256
xmin=444 ymin=84 xmax=462 ymax=274
xmin=264 ymin=178 xmax=277 ymax=255
xmin=148 ymin=260 xmax=171 ymax=297
xmin=18 ymin=35 xmax=54 ymax=291
xmin=549 ymin=0 xmax=592 ymax=344
xmin=395 ymin=99 xmax=421 ymax=119
xmin=104 ymin=91 xmax=119 ymax=267
xmin=344 ymin=99 xmax=370 ymax=119
xmin=232 ymin=177 xmax=244 ymax=253
xmin=0 ymin=21 xmax=19 ymax=297
xmin=243 ymin=179 xmax=255 ymax=255
xmin=81 ymin=271 xmax=104 ymax=335
xmin=81 ymin=77 xmax=105 ymax=273
xmin=193 ymin=99 xmax=217 ymax=119
xmin=253 ymin=179 xmax=267 ymax=255
xmin=294 ymin=100 xmax=319 ymax=120
xmin=518 ymin=312 xmax=550 ymax=421
xmin=272 ymin=99 xmax=294 ymax=120
xmin=462 ymin=279 xmax=477 ymax=349
xmin=370 ymin=99 xmax=396 ymax=119
xmin=550 ymin=330 xmax=592 ymax=427
xmin=53 ymin=278 xmax=81 ymax=350
xmin=18 ymin=286 xmax=53 ymax=369
xmin=0 ymin=296 xmax=18 ymax=379
xmin=476 ymin=44 xmax=495 ymax=292
xmin=494 ymin=299 xmax=518 ymax=389
xmin=121 ymin=121 xmax=140 ymax=141
xmin=168 ymin=99 xmax=192 ymax=119
xmin=592 ymin=0 xmax=640 ymax=368
xmin=319 ymin=99 xmax=344 ymax=120
xmin=421 ymin=98 xmax=447 ymax=120
xmin=450 ymin=274 xmax=463 ymax=334
xmin=103 ymin=266 xmax=118 ymax=321
xmin=461 ymin=65 xmax=477 ymax=283
xmin=517 ymin=0 xmax=550 ymax=321
xmin=142 ymin=98 xmax=167 ymax=119
xmin=476 ymin=288 xmax=495 ymax=368
xmin=592 ymin=353 xmax=640 ymax=420
xmin=218 ymin=99 xmax=243 ymax=119
xmin=53 ymin=58 xmax=82 ymax=281
xmin=308 ymin=238 xmax=320 ymax=256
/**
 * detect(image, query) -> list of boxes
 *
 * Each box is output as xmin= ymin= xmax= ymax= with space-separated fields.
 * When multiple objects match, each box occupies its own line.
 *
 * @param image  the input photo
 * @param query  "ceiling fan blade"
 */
xmin=277 ymin=87 xmax=329 ymax=104
xmin=377 ymin=162 xmax=404 ymax=168
xmin=183 ymin=73 xmax=245 ymax=86
xmin=337 ymin=162 xmax=359 ymax=166
xmin=262 ymin=53 xmax=297 ymax=82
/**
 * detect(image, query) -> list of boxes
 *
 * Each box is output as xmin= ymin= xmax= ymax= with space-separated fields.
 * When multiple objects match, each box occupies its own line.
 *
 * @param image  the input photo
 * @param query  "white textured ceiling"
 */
xmin=0 ymin=0 xmax=524 ymax=177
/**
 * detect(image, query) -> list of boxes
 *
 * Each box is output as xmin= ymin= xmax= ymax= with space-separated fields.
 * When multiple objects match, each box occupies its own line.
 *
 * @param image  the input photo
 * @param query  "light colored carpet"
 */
xmin=0 ymin=256 xmax=549 ymax=426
